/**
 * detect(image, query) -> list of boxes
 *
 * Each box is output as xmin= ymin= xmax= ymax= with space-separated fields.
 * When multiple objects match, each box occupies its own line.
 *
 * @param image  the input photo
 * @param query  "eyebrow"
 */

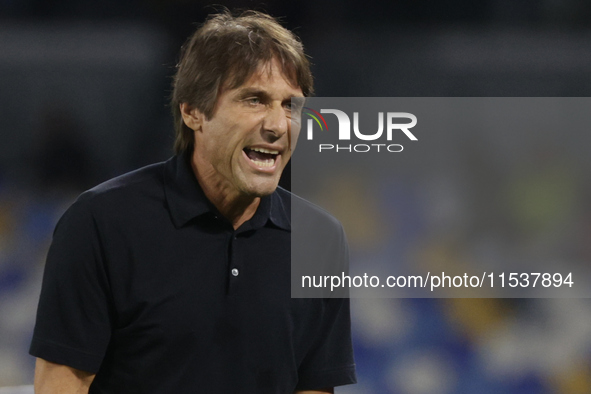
xmin=236 ymin=88 xmax=270 ymax=99
xmin=235 ymin=87 xmax=304 ymax=101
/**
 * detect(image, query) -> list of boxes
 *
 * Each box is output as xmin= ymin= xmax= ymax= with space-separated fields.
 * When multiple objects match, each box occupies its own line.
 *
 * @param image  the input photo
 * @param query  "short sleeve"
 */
xmin=29 ymin=196 xmax=113 ymax=373
xmin=295 ymin=297 xmax=357 ymax=390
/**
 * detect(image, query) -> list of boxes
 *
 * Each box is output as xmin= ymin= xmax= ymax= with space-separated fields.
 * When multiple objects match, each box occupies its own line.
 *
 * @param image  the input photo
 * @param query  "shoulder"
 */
xmin=277 ymin=187 xmax=344 ymax=240
xmin=279 ymin=189 xmax=350 ymax=298
xmin=80 ymin=161 xmax=166 ymax=204
xmin=73 ymin=160 xmax=167 ymax=212
xmin=275 ymin=186 xmax=345 ymax=234
xmin=61 ymin=160 xmax=168 ymax=224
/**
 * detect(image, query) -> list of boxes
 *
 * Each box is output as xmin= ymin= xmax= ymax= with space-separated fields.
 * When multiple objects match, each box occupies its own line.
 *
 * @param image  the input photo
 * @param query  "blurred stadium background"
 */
xmin=1 ymin=1 xmax=591 ymax=393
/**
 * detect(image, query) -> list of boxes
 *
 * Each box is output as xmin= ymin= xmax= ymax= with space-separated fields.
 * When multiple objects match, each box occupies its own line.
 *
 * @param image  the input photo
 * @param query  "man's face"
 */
xmin=186 ymin=58 xmax=303 ymax=198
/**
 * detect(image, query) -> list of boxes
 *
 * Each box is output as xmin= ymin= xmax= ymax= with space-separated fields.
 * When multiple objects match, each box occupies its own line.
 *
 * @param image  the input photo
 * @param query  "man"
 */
xmin=30 ymin=10 xmax=356 ymax=393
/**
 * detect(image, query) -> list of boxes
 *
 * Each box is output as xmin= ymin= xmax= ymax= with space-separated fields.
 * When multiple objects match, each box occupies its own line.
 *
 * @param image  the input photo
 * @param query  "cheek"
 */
xmin=204 ymin=123 xmax=234 ymax=153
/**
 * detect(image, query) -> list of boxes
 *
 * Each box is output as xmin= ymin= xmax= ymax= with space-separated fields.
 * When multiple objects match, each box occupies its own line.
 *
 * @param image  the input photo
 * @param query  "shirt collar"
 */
xmin=164 ymin=151 xmax=290 ymax=231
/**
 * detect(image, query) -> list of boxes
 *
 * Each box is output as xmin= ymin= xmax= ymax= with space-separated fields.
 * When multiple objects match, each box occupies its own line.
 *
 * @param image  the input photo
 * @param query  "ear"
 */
xmin=180 ymin=103 xmax=203 ymax=132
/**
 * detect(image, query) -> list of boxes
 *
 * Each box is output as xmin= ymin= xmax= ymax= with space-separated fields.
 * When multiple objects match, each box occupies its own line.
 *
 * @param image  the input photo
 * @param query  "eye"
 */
xmin=245 ymin=97 xmax=261 ymax=106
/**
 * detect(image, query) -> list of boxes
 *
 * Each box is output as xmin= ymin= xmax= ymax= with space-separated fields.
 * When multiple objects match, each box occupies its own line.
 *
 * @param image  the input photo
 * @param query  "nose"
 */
xmin=262 ymin=103 xmax=288 ymax=140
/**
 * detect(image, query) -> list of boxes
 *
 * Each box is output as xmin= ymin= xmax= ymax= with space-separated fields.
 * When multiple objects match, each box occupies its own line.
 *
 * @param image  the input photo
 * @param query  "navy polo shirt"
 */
xmin=30 ymin=152 xmax=356 ymax=393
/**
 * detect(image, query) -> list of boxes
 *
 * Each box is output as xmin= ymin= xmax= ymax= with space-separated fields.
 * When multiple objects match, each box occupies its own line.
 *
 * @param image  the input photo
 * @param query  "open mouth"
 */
xmin=243 ymin=147 xmax=279 ymax=168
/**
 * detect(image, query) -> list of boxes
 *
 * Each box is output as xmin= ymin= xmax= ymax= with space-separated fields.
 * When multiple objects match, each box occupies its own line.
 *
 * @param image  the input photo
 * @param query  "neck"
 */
xmin=190 ymin=153 xmax=260 ymax=230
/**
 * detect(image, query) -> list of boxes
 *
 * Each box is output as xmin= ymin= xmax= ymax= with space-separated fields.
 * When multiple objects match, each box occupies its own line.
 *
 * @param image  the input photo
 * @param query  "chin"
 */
xmin=244 ymin=179 xmax=280 ymax=197
xmin=249 ymin=186 xmax=278 ymax=197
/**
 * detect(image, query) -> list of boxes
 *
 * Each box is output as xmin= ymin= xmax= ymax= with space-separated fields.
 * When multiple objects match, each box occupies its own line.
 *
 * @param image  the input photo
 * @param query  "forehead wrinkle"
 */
xmin=227 ymin=65 xmax=302 ymax=99
xmin=235 ymin=87 xmax=268 ymax=97
xmin=211 ymin=60 xmax=302 ymax=119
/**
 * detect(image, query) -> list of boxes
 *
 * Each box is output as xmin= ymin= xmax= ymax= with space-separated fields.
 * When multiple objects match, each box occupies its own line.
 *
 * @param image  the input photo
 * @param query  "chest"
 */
xmin=101 ymin=220 xmax=307 ymax=343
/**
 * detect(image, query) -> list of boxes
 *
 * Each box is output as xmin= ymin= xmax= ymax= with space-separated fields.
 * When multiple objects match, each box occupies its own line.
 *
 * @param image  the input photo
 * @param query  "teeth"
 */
xmin=251 ymin=147 xmax=279 ymax=154
xmin=250 ymin=158 xmax=275 ymax=167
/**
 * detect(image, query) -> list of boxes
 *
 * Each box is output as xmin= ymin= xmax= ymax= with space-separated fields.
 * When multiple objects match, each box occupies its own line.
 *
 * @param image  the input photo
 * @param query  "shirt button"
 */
xmin=231 ymin=268 xmax=239 ymax=277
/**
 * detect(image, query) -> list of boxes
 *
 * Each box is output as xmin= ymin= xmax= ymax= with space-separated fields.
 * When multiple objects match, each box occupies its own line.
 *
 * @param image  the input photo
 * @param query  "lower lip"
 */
xmin=242 ymin=150 xmax=281 ymax=174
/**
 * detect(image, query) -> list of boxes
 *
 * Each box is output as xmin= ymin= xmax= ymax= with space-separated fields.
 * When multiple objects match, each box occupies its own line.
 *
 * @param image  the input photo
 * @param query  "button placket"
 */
xmin=228 ymin=233 xmax=241 ymax=285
